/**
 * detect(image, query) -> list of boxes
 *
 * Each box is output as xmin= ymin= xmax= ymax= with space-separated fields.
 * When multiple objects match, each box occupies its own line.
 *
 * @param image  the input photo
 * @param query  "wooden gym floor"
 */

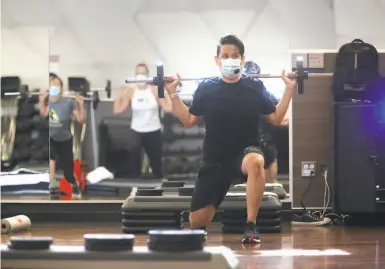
xmin=1 ymin=223 xmax=384 ymax=269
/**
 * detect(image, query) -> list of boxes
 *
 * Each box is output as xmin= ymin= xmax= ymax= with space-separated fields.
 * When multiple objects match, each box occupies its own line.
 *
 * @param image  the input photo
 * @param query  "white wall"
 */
xmin=1 ymin=27 xmax=49 ymax=90
xmin=1 ymin=0 xmax=385 ymax=96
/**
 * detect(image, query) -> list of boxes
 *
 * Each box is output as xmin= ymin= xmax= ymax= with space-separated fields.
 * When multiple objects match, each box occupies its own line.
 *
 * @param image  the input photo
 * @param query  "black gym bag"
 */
xmin=332 ymin=39 xmax=379 ymax=102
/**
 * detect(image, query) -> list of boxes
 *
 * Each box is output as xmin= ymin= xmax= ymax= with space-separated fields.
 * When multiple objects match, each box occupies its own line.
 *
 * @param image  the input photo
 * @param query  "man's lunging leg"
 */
xmin=241 ymin=152 xmax=265 ymax=244
xmin=189 ymin=205 xmax=216 ymax=235
xmin=265 ymin=160 xmax=278 ymax=184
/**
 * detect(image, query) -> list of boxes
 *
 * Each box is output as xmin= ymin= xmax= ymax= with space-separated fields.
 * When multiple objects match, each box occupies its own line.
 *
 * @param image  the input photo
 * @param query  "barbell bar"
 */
xmin=3 ymin=91 xmax=101 ymax=110
xmin=124 ymin=59 xmax=333 ymax=98
xmin=2 ymin=80 xmax=112 ymax=110
xmin=3 ymin=90 xmax=96 ymax=101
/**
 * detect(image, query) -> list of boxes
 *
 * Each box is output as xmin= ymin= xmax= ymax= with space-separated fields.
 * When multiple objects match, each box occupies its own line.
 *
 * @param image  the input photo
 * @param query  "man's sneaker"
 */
xmin=242 ymin=221 xmax=261 ymax=244
xmin=49 ymin=186 xmax=61 ymax=200
xmin=72 ymin=183 xmax=82 ymax=200
xmin=292 ymin=211 xmax=332 ymax=226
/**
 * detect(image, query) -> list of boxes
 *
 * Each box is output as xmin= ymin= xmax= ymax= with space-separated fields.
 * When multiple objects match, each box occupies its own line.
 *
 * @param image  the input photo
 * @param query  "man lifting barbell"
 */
xmin=163 ymin=34 xmax=296 ymax=244
xmin=39 ymin=74 xmax=86 ymax=199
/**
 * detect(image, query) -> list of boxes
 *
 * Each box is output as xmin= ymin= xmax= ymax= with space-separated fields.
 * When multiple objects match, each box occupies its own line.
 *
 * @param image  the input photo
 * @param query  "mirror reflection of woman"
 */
xmin=39 ymin=74 xmax=86 ymax=199
xmin=114 ymin=63 xmax=172 ymax=179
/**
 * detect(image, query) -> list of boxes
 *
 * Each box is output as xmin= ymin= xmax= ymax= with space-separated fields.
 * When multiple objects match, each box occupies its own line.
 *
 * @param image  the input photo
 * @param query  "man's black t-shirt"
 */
xmin=259 ymin=91 xmax=279 ymax=144
xmin=189 ymin=75 xmax=276 ymax=163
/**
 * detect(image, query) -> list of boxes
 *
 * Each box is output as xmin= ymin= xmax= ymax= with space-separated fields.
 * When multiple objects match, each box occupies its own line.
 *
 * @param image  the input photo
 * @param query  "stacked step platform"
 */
xmin=121 ymin=182 xmax=282 ymax=234
xmin=121 ymin=181 xmax=186 ymax=233
xmin=221 ymin=196 xmax=281 ymax=234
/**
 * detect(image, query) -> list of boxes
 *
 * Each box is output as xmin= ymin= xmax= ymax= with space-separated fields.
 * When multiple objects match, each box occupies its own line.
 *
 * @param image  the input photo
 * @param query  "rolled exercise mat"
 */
xmin=1 ymin=215 xmax=31 ymax=234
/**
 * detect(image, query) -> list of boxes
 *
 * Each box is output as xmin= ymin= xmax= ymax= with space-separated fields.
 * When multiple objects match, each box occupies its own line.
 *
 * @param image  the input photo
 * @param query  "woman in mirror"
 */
xmin=114 ymin=62 xmax=172 ymax=179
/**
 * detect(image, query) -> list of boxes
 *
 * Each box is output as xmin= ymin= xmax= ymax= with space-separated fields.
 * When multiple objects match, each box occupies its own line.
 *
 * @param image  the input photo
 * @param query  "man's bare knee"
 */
xmin=242 ymin=153 xmax=264 ymax=175
xmin=189 ymin=205 xmax=215 ymax=228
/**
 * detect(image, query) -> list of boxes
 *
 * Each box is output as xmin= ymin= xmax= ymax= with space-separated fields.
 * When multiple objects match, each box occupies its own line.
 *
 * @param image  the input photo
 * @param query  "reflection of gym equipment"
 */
xmin=3 ymin=78 xmax=112 ymax=111
xmin=1 ymin=98 xmax=19 ymax=170
xmin=1 ymin=76 xmax=50 ymax=170
xmin=99 ymin=117 xmax=142 ymax=178
xmin=121 ymin=189 xmax=282 ymax=234
xmin=162 ymin=112 xmax=205 ymax=178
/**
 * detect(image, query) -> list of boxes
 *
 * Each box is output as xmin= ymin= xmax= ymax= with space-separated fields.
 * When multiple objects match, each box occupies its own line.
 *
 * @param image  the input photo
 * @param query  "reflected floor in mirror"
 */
xmin=0 ymin=194 xmax=291 ymax=203
xmin=0 ymin=176 xmax=290 ymax=202
xmin=1 ymin=223 xmax=384 ymax=269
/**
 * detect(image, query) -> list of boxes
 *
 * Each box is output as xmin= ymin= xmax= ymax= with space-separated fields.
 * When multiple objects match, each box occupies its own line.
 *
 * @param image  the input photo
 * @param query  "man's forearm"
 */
xmin=171 ymin=96 xmax=193 ymax=127
xmin=274 ymin=87 xmax=294 ymax=124
xmin=78 ymin=106 xmax=86 ymax=123
xmin=39 ymin=103 xmax=48 ymax=117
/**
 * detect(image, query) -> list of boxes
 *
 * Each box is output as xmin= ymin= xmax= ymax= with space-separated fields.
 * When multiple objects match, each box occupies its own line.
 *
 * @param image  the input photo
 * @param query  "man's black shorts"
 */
xmin=190 ymin=145 xmax=264 ymax=212
xmin=49 ymin=137 xmax=74 ymax=169
xmin=261 ymin=142 xmax=277 ymax=169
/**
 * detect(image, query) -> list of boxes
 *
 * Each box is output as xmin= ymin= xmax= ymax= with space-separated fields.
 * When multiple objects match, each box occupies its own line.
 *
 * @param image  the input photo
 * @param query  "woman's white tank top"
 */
xmin=130 ymin=87 xmax=161 ymax=133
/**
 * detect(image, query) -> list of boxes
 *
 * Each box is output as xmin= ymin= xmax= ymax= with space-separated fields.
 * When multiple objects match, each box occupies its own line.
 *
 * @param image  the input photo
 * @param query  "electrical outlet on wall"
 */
xmin=301 ymin=161 xmax=317 ymax=178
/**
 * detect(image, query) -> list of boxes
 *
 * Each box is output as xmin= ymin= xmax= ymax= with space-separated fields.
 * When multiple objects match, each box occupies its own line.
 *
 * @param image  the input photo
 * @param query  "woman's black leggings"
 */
xmin=130 ymin=130 xmax=163 ymax=178
xmin=49 ymin=137 xmax=77 ymax=184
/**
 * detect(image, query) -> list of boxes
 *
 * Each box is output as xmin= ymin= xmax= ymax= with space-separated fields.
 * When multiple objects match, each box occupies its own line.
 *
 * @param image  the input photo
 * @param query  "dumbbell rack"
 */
xmin=14 ymin=94 xmax=49 ymax=168
xmin=162 ymin=105 xmax=205 ymax=181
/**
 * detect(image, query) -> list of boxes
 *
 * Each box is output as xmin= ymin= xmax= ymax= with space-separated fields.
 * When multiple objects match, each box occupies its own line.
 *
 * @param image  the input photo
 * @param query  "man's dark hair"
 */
xmin=51 ymin=74 xmax=63 ymax=87
xmin=216 ymin=34 xmax=245 ymax=56
xmin=49 ymin=72 xmax=58 ymax=78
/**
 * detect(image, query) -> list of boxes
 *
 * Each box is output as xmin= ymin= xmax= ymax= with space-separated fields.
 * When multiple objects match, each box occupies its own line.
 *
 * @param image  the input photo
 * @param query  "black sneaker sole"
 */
xmin=242 ymin=236 xmax=261 ymax=244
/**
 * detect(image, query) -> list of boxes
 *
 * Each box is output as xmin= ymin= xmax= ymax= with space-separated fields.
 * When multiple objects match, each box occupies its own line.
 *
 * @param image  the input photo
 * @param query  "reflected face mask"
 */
xmin=49 ymin=86 xmax=60 ymax=97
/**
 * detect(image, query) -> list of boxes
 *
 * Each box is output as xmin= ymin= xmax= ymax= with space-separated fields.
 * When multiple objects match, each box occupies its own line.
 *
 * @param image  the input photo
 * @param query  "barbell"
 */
xmin=2 ymin=80 xmax=112 ymax=110
xmin=124 ymin=58 xmax=333 ymax=98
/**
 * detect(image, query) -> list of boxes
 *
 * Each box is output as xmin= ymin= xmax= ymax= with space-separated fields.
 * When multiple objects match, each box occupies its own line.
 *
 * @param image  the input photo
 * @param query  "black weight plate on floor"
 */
xmin=122 ymin=216 xmax=183 ymax=223
xmin=147 ymin=230 xmax=205 ymax=252
xmin=8 ymin=236 xmax=53 ymax=250
xmin=221 ymin=225 xmax=281 ymax=234
xmin=148 ymin=240 xmax=203 ymax=252
xmin=122 ymin=211 xmax=181 ymax=220
xmin=222 ymin=210 xmax=281 ymax=219
xmin=122 ymin=219 xmax=181 ymax=226
xmin=161 ymin=181 xmax=185 ymax=188
xmin=222 ymin=218 xmax=281 ymax=226
xmin=136 ymin=189 xmax=163 ymax=196
xmin=179 ymin=187 xmax=194 ymax=196
xmin=122 ymin=225 xmax=183 ymax=234
xmin=84 ymin=234 xmax=134 ymax=251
